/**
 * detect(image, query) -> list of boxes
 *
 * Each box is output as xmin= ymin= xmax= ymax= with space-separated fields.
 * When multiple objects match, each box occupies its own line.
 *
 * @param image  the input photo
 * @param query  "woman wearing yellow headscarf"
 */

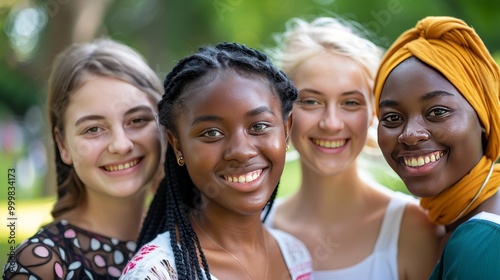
xmin=374 ymin=16 xmax=500 ymax=279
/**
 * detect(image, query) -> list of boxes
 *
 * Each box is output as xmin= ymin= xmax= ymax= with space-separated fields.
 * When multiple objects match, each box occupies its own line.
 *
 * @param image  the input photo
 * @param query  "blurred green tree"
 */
xmin=1 ymin=0 xmax=499 ymax=196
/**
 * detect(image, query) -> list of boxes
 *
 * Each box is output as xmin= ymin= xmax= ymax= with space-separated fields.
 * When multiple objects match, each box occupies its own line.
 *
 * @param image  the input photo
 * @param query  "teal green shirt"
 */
xmin=430 ymin=213 xmax=500 ymax=280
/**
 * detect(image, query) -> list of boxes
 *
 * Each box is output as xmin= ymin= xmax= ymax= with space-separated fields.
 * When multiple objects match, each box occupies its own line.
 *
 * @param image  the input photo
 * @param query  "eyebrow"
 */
xmin=299 ymin=88 xmax=365 ymax=96
xmin=299 ymin=88 xmax=321 ymax=95
xmin=74 ymin=105 xmax=154 ymax=127
xmin=191 ymin=106 xmax=275 ymax=126
xmin=421 ymin=90 xmax=455 ymax=101
xmin=379 ymin=90 xmax=455 ymax=108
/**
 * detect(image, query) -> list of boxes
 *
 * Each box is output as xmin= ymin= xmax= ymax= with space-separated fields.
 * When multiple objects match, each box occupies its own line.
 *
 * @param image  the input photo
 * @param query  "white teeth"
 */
xmin=403 ymin=152 xmax=443 ymax=167
xmin=224 ymin=170 xmax=262 ymax=183
xmin=104 ymin=159 xmax=139 ymax=172
xmin=313 ymin=139 xmax=346 ymax=148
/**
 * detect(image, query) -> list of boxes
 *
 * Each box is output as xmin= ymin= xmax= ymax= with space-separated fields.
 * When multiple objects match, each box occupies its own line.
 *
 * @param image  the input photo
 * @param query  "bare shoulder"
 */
xmin=401 ymin=202 xmax=439 ymax=231
xmin=398 ymin=202 xmax=444 ymax=280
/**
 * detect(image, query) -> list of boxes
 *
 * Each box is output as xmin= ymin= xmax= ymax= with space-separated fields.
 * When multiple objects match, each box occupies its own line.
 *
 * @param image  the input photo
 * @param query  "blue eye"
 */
xmin=344 ymin=100 xmax=360 ymax=106
xmin=297 ymin=98 xmax=320 ymax=106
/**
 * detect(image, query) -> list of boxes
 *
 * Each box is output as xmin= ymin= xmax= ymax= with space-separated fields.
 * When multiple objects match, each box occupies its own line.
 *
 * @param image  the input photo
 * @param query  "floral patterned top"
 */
xmin=3 ymin=220 xmax=137 ymax=280
xmin=120 ymin=227 xmax=312 ymax=280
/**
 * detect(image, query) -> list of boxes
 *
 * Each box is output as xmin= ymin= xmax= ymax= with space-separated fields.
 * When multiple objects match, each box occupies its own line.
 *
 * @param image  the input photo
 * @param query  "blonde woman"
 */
xmin=265 ymin=17 xmax=443 ymax=280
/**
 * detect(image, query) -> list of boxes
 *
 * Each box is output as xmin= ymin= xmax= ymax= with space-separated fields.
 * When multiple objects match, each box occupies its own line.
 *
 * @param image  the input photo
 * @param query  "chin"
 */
xmin=404 ymin=183 xmax=438 ymax=198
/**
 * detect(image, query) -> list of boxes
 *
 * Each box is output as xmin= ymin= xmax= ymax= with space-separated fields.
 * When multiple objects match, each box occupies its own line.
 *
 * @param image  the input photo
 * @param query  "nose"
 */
xmin=223 ymin=131 xmax=258 ymax=163
xmin=398 ymin=118 xmax=430 ymax=145
xmin=319 ymin=106 xmax=344 ymax=131
xmin=108 ymin=128 xmax=134 ymax=155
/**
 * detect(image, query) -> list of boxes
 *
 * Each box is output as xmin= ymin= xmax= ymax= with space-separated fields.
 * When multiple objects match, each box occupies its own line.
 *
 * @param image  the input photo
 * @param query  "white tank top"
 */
xmin=264 ymin=191 xmax=414 ymax=280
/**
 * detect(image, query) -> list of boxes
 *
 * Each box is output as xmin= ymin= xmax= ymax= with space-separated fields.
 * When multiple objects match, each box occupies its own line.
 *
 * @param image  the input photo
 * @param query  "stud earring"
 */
xmin=177 ymin=156 xmax=185 ymax=166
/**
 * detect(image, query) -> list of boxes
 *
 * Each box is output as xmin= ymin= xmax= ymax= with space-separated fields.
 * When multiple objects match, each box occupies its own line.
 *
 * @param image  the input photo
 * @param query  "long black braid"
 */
xmin=137 ymin=42 xmax=297 ymax=279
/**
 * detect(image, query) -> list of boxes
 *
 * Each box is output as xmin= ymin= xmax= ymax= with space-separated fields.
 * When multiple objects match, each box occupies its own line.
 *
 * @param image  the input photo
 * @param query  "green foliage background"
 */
xmin=1 ymin=0 xmax=500 ymax=265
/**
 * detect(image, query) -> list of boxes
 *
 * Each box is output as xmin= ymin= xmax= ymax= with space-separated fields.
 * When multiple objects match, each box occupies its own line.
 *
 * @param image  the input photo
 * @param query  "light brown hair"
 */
xmin=47 ymin=38 xmax=163 ymax=218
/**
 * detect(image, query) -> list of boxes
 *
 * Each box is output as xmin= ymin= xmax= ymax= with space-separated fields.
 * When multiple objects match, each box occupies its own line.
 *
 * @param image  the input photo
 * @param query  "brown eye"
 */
xmin=203 ymin=129 xmax=222 ymax=137
xmin=380 ymin=113 xmax=403 ymax=128
xmin=131 ymin=118 xmax=145 ymax=124
xmin=84 ymin=127 xmax=101 ymax=134
xmin=428 ymin=107 xmax=449 ymax=117
xmin=382 ymin=114 xmax=401 ymax=122
xmin=251 ymin=123 xmax=268 ymax=132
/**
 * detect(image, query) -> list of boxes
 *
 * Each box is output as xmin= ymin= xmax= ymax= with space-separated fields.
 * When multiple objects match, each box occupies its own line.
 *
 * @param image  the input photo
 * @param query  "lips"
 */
xmin=312 ymin=138 xmax=346 ymax=148
xmin=402 ymin=151 xmax=444 ymax=167
xmin=102 ymin=158 xmax=140 ymax=172
xmin=223 ymin=169 xmax=262 ymax=183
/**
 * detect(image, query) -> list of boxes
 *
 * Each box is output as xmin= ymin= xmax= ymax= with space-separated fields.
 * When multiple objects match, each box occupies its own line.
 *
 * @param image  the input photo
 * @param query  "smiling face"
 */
xmin=290 ymin=52 xmax=373 ymax=175
xmin=377 ymin=57 xmax=484 ymax=197
xmin=56 ymin=75 xmax=162 ymax=200
xmin=168 ymin=70 xmax=291 ymax=214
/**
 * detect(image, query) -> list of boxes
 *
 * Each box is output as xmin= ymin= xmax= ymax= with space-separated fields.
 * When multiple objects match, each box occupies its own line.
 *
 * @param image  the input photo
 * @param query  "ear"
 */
xmin=284 ymin=112 xmax=293 ymax=144
xmin=167 ymin=130 xmax=183 ymax=158
xmin=54 ymin=127 xmax=73 ymax=165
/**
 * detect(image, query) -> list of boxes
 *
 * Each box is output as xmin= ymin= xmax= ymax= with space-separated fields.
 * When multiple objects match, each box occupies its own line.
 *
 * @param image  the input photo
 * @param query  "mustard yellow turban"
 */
xmin=374 ymin=16 xmax=500 ymax=225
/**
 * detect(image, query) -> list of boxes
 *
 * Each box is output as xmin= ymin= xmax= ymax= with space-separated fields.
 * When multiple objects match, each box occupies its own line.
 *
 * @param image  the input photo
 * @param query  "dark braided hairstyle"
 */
xmin=137 ymin=42 xmax=297 ymax=279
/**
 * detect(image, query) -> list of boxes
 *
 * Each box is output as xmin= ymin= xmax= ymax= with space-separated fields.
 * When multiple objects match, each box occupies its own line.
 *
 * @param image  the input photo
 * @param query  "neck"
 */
xmin=62 ymin=191 xmax=148 ymax=241
xmin=191 ymin=207 xmax=264 ymax=249
xmin=288 ymin=161 xmax=376 ymax=222
xmin=191 ymin=209 xmax=270 ymax=280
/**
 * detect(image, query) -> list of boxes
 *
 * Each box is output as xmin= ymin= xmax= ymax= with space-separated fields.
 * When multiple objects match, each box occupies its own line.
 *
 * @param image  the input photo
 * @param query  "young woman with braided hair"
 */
xmin=120 ymin=42 xmax=312 ymax=280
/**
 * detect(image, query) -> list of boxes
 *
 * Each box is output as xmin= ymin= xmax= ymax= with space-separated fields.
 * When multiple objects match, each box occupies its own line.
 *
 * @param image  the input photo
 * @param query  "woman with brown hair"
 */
xmin=3 ymin=38 xmax=164 ymax=279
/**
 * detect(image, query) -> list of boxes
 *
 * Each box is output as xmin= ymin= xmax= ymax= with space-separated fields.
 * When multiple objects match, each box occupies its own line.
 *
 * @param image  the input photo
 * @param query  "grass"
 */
xmin=1 ymin=196 xmax=54 ymax=267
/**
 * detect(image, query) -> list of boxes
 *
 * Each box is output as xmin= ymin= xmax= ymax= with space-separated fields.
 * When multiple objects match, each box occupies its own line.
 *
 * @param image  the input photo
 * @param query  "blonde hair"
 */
xmin=47 ymin=38 xmax=163 ymax=218
xmin=270 ymin=17 xmax=384 ymax=92
xmin=269 ymin=16 xmax=385 ymax=152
